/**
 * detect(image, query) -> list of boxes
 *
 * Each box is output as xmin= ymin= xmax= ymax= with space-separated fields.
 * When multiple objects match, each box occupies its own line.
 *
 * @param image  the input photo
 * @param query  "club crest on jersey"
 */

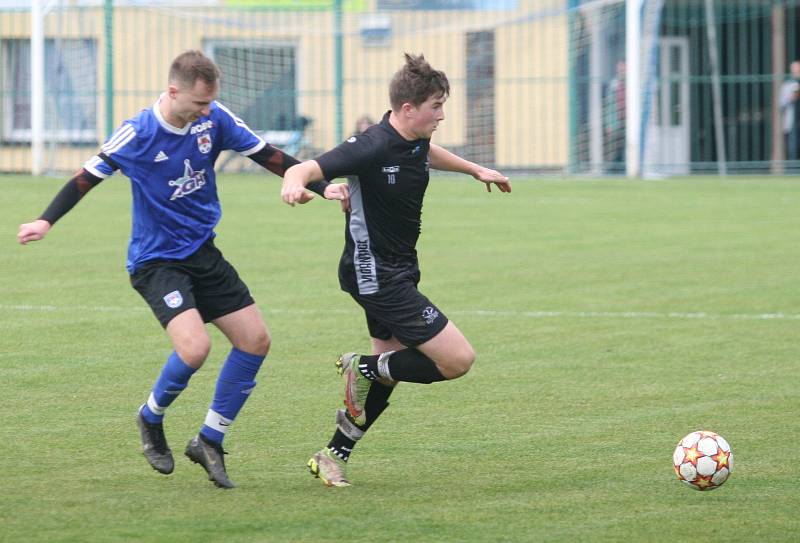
xmin=168 ymin=159 xmax=207 ymax=201
xmin=197 ymin=132 xmax=212 ymax=154
xmin=163 ymin=290 xmax=183 ymax=309
xmin=422 ymin=306 xmax=439 ymax=324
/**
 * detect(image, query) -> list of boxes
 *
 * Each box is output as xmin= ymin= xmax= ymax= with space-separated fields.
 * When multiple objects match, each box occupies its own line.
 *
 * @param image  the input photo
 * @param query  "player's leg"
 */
xmin=414 ymin=320 xmax=475 ymax=378
xmin=182 ymin=244 xmax=267 ymax=488
xmin=202 ymin=303 xmax=270 ymax=445
xmin=165 ymin=308 xmax=213 ymax=368
xmin=313 ymin=323 xmax=473 ymax=488
xmin=345 ymin=283 xmax=472 ymax=394
xmin=308 ymin=326 xmax=401 ymax=487
xmin=337 ymin=333 xmax=404 ymax=424
xmin=338 ymin=293 xmax=476 ymax=440
xmin=372 ymin=336 xmax=406 ymax=355
xmin=354 ymin=321 xmax=474 ymax=384
xmin=184 ymin=306 xmax=267 ymax=488
xmin=140 ymin=308 xmax=210 ymax=419
xmin=131 ymin=263 xmax=210 ymax=475
xmin=138 ymin=289 xmax=211 ymax=412
xmin=137 ymin=311 xmax=211 ymax=475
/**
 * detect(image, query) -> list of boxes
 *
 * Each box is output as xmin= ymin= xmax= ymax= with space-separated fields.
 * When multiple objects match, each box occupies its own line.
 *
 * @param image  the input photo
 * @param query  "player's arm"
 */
xmin=281 ymin=160 xmax=327 ymax=207
xmin=281 ymin=159 xmax=350 ymax=211
xmin=282 ymin=131 xmax=381 ymax=208
xmin=247 ymin=144 xmax=334 ymax=199
xmin=17 ymin=168 xmax=105 ymax=245
xmin=428 ymin=143 xmax=511 ymax=193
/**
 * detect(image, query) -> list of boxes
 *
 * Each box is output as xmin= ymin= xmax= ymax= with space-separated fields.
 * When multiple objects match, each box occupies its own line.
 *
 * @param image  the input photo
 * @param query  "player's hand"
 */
xmin=296 ymin=191 xmax=316 ymax=205
xmin=324 ymin=183 xmax=351 ymax=213
xmin=281 ymin=178 xmax=308 ymax=207
xmin=18 ymin=219 xmax=51 ymax=245
xmin=473 ymin=167 xmax=511 ymax=193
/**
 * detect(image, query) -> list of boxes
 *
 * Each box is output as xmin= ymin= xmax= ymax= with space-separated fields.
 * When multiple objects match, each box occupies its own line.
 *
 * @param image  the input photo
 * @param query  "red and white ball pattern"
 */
xmin=673 ymin=430 xmax=733 ymax=491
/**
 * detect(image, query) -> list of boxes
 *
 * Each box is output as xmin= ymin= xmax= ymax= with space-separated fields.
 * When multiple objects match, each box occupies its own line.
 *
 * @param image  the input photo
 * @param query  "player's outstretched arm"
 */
xmin=17 ymin=168 xmax=104 ymax=245
xmin=428 ymin=143 xmax=511 ymax=193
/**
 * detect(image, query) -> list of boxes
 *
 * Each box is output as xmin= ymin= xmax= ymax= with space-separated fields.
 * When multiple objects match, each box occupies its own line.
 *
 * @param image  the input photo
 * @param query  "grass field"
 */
xmin=2 ymin=173 xmax=799 ymax=542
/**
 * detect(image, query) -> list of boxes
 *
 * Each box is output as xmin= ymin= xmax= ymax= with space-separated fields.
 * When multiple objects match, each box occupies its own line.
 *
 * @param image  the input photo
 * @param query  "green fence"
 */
xmin=1 ymin=0 xmax=799 ymax=176
xmin=571 ymin=0 xmax=800 ymax=175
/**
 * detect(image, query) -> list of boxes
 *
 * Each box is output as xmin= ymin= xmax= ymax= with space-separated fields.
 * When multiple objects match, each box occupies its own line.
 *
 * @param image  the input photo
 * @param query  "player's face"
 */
xmin=409 ymin=93 xmax=446 ymax=139
xmin=168 ymin=79 xmax=219 ymax=125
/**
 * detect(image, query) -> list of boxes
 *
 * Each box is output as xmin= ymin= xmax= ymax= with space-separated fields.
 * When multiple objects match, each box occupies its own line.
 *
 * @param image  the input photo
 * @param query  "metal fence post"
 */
xmin=31 ymin=0 xmax=44 ymax=176
xmin=334 ymin=0 xmax=343 ymax=144
xmin=104 ymin=0 xmax=114 ymax=139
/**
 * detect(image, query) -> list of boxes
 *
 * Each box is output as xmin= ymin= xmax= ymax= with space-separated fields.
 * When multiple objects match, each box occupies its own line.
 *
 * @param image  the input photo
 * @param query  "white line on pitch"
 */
xmin=2 ymin=304 xmax=799 ymax=321
xmin=455 ymin=309 xmax=800 ymax=321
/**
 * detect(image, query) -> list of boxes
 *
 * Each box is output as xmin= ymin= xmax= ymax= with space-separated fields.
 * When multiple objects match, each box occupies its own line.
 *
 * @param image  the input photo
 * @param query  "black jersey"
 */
xmin=316 ymin=111 xmax=431 ymax=295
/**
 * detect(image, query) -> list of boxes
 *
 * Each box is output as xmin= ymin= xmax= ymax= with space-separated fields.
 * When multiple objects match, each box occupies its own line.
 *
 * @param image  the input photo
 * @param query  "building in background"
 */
xmin=1 ymin=0 xmax=799 ymax=175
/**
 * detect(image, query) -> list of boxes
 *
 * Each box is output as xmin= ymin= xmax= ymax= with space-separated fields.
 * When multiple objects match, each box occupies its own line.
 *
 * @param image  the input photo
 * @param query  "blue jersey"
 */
xmin=84 ymin=96 xmax=265 ymax=273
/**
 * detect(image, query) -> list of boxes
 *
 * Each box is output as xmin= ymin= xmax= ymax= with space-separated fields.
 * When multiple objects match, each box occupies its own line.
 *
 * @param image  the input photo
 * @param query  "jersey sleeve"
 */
xmin=315 ymin=133 xmax=381 ymax=180
xmin=83 ymin=121 xmax=138 ymax=178
xmin=213 ymin=101 xmax=266 ymax=156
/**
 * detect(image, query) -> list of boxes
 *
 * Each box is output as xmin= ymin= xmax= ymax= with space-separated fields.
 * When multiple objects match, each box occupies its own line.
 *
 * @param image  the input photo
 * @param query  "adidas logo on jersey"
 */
xmin=154 ymin=150 xmax=169 ymax=162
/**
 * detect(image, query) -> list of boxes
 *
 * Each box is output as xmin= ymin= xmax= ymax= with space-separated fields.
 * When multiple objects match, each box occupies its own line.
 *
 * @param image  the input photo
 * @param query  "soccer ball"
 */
xmin=672 ymin=430 xmax=733 ymax=491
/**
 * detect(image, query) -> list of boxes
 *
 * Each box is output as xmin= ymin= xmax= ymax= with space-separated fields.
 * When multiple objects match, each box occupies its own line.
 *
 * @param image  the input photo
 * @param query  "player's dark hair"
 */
xmin=169 ymin=50 xmax=220 ymax=88
xmin=389 ymin=53 xmax=449 ymax=111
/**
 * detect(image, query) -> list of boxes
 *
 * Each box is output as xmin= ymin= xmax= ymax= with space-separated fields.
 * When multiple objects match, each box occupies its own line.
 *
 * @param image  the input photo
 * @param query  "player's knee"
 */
xmin=441 ymin=345 xmax=475 ymax=380
xmin=250 ymin=328 xmax=271 ymax=357
xmin=235 ymin=326 xmax=270 ymax=357
xmin=176 ymin=337 xmax=212 ymax=368
xmin=455 ymin=348 xmax=476 ymax=378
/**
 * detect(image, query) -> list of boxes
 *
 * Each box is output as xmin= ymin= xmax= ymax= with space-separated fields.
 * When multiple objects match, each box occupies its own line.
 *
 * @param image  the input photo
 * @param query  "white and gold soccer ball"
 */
xmin=673 ymin=430 xmax=733 ymax=491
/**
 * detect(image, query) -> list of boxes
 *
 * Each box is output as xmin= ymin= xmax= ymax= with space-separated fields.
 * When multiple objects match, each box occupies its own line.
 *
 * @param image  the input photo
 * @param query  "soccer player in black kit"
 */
xmin=281 ymin=53 xmax=511 ymax=487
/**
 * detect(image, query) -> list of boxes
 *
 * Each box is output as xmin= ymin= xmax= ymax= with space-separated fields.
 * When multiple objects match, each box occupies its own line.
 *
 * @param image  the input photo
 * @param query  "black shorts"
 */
xmin=130 ymin=239 xmax=254 ymax=328
xmin=348 ymin=277 xmax=449 ymax=347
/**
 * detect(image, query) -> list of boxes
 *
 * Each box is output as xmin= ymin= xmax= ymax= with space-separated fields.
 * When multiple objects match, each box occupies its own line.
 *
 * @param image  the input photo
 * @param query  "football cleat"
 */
xmin=184 ymin=434 xmax=235 ymax=489
xmin=337 ymin=352 xmax=371 ymax=426
xmin=307 ymin=448 xmax=350 ymax=487
xmin=136 ymin=410 xmax=174 ymax=475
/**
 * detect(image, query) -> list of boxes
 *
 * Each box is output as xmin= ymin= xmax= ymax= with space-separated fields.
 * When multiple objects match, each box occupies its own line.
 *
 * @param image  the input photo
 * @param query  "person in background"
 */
xmin=780 ymin=60 xmax=800 ymax=162
xmin=604 ymin=59 xmax=626 ymax=173
xmin=353 ymin=114 xmax=375 ymax=135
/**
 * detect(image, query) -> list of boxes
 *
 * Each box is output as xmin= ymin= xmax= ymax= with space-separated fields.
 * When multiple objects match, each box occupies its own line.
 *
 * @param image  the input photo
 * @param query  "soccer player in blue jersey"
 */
xmin=17 ymin=50 xmax=347 ymax=488
xmin=281 ymin=54 xmax=510 ymax=487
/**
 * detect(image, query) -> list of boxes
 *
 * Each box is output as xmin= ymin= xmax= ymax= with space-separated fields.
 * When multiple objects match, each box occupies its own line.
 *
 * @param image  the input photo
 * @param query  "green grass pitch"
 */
xmin=1 ymin=173 xmax=799 ymax=542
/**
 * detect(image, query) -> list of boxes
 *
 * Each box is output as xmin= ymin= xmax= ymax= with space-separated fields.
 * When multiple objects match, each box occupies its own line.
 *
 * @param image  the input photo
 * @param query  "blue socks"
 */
xmin=139 ymin=348 xmax=264 ymax=445
xmin=200 ymin=348 xmax=265 ymax=445
xmin=140 ymin=351 xmax=196 ymax=424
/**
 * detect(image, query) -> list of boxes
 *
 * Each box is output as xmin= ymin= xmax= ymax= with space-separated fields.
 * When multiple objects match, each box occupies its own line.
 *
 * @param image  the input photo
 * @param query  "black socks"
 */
xmin=358 ymin=349 xmax=447 ymax=384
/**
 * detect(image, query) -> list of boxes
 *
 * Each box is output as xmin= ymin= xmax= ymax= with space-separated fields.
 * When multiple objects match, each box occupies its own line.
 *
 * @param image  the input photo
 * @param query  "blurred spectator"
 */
xmin=604 ymin=60 xmax=626 ymax=173
xmin=353 ymin=114 xmax=375 ymax=135
xmin=780 ymin=60 xmax=800 ymax=161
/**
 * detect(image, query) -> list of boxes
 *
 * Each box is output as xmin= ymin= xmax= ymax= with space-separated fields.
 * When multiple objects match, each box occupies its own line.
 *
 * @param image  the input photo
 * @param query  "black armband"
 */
xmin=39 ymin=168 xmax=104 ymax=225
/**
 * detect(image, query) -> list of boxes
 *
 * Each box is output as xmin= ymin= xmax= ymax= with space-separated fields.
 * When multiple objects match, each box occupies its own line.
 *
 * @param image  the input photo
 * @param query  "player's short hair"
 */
xmin=389 ymin=53 xmax=450 ymax=111
xmin=169 ymin=50 xmax=220 ymax=89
